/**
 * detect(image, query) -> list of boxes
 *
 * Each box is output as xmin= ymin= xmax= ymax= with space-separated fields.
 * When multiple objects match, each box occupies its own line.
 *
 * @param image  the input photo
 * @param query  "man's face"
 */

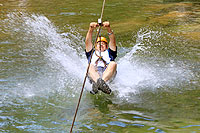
xmin=96 ymin=41 xmax=108 ymax=52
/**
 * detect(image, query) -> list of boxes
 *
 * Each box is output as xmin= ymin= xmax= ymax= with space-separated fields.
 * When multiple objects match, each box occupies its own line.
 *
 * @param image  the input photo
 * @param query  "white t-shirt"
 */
xmin=91 ymin=50 xmax=110 ymax=67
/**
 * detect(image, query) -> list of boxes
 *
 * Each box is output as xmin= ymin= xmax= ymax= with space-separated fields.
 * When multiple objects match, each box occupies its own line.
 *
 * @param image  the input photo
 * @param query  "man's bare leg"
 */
xmin=89 ymin=62 xmax=117 ymax=95
xmin=88 ymin=64 xmax=100 ymax=83
xmin=93 ymin=61 xmax=116 ymax=94
xmin=102 ymin=61 xmax=117 ymax=82
xmin=88 ymin=64 xmax=100 ymax=94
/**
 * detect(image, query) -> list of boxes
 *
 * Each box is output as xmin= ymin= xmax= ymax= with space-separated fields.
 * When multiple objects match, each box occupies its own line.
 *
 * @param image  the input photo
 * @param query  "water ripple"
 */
xmin=107 ymin=121 xmax=127 ymax=127
xmin=181 ymin=125 xmax=200 ymax=128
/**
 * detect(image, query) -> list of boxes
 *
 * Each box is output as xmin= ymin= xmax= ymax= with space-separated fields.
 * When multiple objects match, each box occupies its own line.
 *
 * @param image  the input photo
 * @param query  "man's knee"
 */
xmin=89 ymin=64 xmax=96 ymax=71
xmin=109 ymin=61 xmax=117 ymax=68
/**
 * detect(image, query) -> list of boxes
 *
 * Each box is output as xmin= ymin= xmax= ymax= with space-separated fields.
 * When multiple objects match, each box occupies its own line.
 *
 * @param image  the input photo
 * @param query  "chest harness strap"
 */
xmin=94 ymin=51 xmax=108 ymax=68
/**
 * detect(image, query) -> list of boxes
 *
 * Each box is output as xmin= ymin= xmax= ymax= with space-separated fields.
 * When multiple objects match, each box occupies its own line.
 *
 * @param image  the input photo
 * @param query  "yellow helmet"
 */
xmin=96 ymin=36 xmax=108 ymax=44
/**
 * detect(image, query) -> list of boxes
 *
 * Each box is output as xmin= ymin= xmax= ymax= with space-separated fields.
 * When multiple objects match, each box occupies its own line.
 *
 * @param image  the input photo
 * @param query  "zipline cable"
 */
xmin=100 ymin=0 xmax=106 ymax=20
xmin=70 ymin=0 xmax=106 ymax=132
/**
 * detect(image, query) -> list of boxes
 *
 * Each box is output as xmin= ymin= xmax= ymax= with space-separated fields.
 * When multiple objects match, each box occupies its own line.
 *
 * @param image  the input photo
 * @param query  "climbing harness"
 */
xmin=94 ymin=36 xmax=109 ymax=68
xmin=95 ymin=55 xmax=108 ymax=68
xmin=70 ymin=0 xmax=106 ymax=132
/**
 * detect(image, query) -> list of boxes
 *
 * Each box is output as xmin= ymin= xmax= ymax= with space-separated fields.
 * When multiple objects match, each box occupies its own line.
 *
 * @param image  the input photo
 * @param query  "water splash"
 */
xmin=2 ymin=12 xmax=87 ymax=97
xmin=113 ymin=27 xmax=194 ymax=99
xmin=1 ymin=12 xmax=195 ymax=101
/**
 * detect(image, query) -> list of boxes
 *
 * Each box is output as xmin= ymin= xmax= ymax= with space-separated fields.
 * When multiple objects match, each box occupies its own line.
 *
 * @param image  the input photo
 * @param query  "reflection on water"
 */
xmin=0 ymin=0 xmax=200 ymax=132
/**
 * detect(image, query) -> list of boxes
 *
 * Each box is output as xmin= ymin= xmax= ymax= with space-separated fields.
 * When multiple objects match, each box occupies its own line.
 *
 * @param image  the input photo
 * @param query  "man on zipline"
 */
xmin=85 ymin=21 xmax=117 ymax=95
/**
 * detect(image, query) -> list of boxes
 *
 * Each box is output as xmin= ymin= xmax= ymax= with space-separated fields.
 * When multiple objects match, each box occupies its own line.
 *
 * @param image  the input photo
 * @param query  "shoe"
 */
xmin=97 ymin=78 xmax=112 ymax=94
xmin=90 ymin=82 xmax=98 ymax=95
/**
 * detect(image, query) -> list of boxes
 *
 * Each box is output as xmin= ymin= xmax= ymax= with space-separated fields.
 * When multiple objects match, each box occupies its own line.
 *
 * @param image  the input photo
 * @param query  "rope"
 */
xmin=70 ymin=0 xmax=106 ymax=132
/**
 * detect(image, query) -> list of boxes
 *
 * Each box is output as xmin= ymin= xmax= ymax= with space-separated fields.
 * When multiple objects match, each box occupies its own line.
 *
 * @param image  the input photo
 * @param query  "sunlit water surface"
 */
xmin=0 ymin=0 xmax=200 ymax=132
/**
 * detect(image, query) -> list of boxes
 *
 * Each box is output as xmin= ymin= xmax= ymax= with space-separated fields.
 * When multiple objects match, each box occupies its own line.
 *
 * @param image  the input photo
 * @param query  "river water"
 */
xmin=0 ymin=0 xmax=200 ymax=132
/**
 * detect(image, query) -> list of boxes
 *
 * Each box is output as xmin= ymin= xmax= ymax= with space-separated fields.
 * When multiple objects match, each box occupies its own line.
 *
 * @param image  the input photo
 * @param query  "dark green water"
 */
xmin=0 ymin=0 xmax=200 ymax=132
